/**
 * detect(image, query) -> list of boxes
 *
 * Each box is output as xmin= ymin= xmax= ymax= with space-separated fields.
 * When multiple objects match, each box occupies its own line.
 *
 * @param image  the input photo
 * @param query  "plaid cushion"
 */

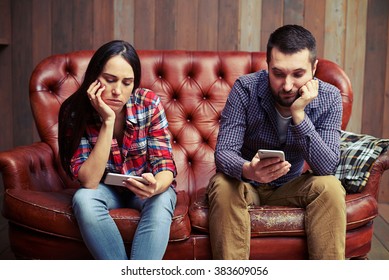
xmin=335 ymin=130 xmax=389 ymax=193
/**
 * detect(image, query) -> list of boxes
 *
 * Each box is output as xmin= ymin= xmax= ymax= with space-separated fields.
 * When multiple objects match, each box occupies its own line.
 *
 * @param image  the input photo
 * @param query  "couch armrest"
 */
xmin=0 ymin=142 xmax=65 ymax=192
xmin=362 ymin=149 xmax=389 ymax=199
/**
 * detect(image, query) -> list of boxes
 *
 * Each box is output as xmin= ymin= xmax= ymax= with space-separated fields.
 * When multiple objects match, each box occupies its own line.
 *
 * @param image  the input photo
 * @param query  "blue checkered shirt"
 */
xmin=215 ymin=70 xmax=343 ymax=187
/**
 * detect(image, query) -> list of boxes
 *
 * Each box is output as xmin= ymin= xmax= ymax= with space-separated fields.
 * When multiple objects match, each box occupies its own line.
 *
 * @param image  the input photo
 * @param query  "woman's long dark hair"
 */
xmin=58 ymin=40 xmax=141 ymax=178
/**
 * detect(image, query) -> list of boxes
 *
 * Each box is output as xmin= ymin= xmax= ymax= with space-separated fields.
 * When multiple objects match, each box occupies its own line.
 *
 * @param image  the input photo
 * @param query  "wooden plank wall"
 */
xmin=0 ymin=0 xmax=388 ymax=201
xmin=0 ymin=0 xmax=12 ymax=152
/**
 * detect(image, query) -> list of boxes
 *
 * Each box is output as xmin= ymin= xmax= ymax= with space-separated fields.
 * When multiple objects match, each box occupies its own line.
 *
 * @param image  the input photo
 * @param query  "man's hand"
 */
xmin=243 ymin=153 xmax=291 ymax=184
xmin=290 ymin=79 xmax=318 ymax=124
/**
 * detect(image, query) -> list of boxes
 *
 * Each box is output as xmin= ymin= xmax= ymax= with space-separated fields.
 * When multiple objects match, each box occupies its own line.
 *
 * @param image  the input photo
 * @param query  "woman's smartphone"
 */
xmin=104 ymin=173 xmax=149 ymax=186
xmin=257 ymin=149 xmax=285 ymax=161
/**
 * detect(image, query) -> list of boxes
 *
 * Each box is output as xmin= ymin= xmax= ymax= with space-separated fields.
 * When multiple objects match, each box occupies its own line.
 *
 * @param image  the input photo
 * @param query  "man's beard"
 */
xmin=271 ymin=89 xmax=299 ymax=107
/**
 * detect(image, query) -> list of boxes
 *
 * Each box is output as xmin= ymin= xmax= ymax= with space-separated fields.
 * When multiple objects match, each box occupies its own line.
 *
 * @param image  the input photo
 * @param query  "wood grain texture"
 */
xmin=32 ymin=0 xmax=53 ymax=65
xmin=52 ymin=0 xmax=73 ymax=54
xmin=176 ymin=0 xmax=198 ymax=50
xmin=363 ymin=0 xmax=389 ymax=137
xmin=239 ymin=0 xmax=262 ymax=51
xmin=304 ymin=0 xmax=326 ymax=64
xmin=155 ymin=0 xmax=176 ymax=50
xmin=134 ymin=0 xmax=156 ymax=49
xmin=284 ymin=0 xmax=304 ymax=25
xmin=372 ymin=215 xmax=389 ymax=253
xmin=324 ymin=0 xmax=346 ymax=67
xmin=197 ymin=0 xmax=219 ymax=50
xmin=0 ymin=46 xmax=12 ymax=150
xmin=344 ymin=0 xmax=367 ymax=133
xmin=380 ymin=172 xmax=389 ymax=203
xmin=93 ymin=0 xmax=115 ymax=48
xmin=383 ymin=10 xmax=389 ymax=140
xmin=218 ymin=0 xmax=240 ymax=50
xmin=32 ymin=0 xmax=52 ymax=143
xmin=11 ymin=0 xmax=34 ymax=147
xmin=260 ymin=0 xmax=283 ymax=51
xmin=114 ymin=0 xmax=134 ymax=44
xmin=0 ymin=0 xmax=12 ymax=150
xmin=0 ymin=0 xmax=11 ymax=44
xmin=73 ymin=0 xmax=93 ymax=50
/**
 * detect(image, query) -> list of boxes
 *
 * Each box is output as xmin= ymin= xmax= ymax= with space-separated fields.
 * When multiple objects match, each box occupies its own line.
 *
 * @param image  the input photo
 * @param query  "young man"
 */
xmin=207 ymin=25 xmax=346 ymax=260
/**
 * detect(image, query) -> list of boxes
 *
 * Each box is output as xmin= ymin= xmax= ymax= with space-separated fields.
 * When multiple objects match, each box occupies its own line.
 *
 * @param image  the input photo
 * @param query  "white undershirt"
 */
xmin=275 ymin=109 xmax=292 ymax=144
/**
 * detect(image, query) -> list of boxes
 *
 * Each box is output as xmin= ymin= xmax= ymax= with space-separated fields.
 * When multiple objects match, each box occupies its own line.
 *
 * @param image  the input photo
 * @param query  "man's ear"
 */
xmin=312 ymin=59 xmax=318 ymax=76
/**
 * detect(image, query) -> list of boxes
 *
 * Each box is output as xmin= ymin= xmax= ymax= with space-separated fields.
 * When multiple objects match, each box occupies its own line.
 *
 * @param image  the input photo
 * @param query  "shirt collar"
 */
xmin=125 ymin=92 xmax=138 ymax=125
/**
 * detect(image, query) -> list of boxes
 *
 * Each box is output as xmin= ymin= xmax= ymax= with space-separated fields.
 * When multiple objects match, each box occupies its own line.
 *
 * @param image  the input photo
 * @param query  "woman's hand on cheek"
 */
xmin=88 ymin=80 xmax=115 ymax=122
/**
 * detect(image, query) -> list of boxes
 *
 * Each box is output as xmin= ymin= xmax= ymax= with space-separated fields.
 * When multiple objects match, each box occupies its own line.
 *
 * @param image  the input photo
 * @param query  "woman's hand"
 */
xmin=78 ymin=80 xmax=117 ymax=189
xmin=122 ymin=171 xmax=174 ymax=199
xmin=122 ymin=173 xmax=158 ymax=199
xmin=88 ymin=80 xmax=115 ymax=123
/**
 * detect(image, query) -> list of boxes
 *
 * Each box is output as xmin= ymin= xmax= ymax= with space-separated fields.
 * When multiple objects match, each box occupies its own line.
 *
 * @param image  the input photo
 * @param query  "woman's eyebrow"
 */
xmin=102 ymin=73 xmax=134 ymax=80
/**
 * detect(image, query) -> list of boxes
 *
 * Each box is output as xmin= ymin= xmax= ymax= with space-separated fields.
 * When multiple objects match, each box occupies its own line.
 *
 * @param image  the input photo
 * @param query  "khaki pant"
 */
xmin=206 ymin=172 xmax=346 ymax=260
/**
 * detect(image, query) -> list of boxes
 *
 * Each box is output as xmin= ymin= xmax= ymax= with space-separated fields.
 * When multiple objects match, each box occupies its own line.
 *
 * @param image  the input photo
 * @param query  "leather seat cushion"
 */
xmin=189 ymin=188 xmax=378 ymax=236
xmin=3 ymin=189 xmax=191 ymax=242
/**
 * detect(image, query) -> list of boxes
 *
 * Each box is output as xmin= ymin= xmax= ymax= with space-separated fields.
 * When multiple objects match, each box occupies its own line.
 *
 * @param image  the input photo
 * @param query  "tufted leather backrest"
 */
xmin=29 ymin=50 xmax=353 ymax=193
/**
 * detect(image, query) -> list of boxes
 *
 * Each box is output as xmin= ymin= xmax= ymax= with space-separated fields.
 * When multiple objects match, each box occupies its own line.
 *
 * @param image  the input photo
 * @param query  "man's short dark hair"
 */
xmin=266 ymin=25 xmax=317 ymax=67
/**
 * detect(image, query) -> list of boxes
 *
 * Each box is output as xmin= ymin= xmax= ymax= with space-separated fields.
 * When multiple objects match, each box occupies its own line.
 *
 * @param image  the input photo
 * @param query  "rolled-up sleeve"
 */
xmin=215 ymin=79 xmax=249 ymax=180
xmin=70 ymin=137 xmax=92 ymax=179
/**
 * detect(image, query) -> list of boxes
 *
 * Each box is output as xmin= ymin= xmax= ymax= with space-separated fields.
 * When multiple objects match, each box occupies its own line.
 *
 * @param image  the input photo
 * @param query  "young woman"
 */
xmin=58 ymin=40 xmax=177 ymax=260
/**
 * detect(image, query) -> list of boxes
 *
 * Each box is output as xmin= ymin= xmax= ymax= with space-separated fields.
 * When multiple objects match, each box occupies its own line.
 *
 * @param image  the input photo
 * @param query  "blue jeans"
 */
xmin=72 ymin=183 xmax=177 ymax=260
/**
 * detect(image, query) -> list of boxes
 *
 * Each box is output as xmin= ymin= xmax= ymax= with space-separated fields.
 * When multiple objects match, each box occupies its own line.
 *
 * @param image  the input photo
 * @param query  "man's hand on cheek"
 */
xmin=290 ymin=79 xmax=318 ymax=123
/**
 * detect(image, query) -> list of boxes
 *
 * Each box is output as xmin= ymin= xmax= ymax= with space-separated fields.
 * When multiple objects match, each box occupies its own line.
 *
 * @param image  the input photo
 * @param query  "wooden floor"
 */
xmin=1 ymin=202 xmax=389 ymax=260
xmin=368 ymin=203 xmax=389 ymax=260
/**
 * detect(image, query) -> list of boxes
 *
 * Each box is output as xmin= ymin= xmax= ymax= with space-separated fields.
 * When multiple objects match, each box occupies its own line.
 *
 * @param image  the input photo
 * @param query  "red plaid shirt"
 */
xmin=70 ymin=88 xmax=177 ymax=182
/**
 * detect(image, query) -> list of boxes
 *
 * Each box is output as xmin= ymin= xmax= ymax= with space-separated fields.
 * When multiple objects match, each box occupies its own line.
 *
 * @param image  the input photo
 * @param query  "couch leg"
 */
xmin=349 ymin=254 xmax=369 ymax=260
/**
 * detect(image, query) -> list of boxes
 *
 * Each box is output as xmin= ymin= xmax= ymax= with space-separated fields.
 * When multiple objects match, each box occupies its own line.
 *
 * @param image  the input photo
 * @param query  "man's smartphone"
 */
xmin=104 ymin=173 xmax=149 ymax=186
xmin=257 ymin=149 xmax=285 ymax=161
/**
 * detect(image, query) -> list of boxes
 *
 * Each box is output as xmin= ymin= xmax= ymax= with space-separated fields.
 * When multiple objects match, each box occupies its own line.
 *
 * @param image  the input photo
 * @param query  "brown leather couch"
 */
xmin=0 ymin=50 xmax=388 ymax=259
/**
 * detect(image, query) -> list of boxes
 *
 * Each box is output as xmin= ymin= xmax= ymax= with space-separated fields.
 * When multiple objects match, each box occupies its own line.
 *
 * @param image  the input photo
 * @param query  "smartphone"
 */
xmin=104 ymin=173 xmax=149 ymax=186
xmin=257 ymin=149 xmax=285 ymax=161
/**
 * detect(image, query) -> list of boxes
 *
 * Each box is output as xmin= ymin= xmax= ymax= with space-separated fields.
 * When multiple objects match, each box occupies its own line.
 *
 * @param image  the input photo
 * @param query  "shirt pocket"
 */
xmin=125 ymin=137 xmax=147 ymax=157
